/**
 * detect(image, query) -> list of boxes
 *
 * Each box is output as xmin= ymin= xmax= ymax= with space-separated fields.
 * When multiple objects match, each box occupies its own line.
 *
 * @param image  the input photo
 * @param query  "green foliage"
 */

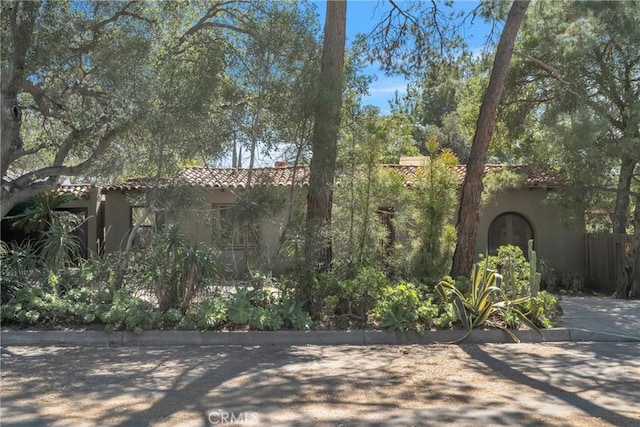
xmin=275 ymin=298 xmax=311 ymax=331
xmin=99 ymin=290 xmax=158 ymax=332
xmin=481 ymin=169 xmax=524 ymax=206
xmin=0 ymin=241 xmax=39 ymax=303
xmin=505 ymin=0 xmax=640 ymax=231
xmin=180 ymin=300 xmax=227 ymax=330
xmin=37 ymin=212 xmax=83 ymax=271
xmin=410 ymin=144 xmax=459 ymax=283
xmin=0 ymin=286 xmax=155 ymax=332
xmin=528 ymin=240 xmax=541 ymax=297
xmin=5 ymin=193 xmax=75 ymax=233
xmin=374 ymin=282 xmax=442 ymax=333
xmin=374 ymin=283 xmax=418 ymax=332
xmin=525 ymin=291 xmax=563 ymax=329
xmin=437 ymin=261 xmax=543 ymax=343
xmin=298 ymin=266 xmax=389 ymax=327
xmin=135 ymin=226 xmax=218 ymax=313
xmin=479 ymin=245 xmax=530 ymax=299
xmin=224 ymin=286 xmax=309 ymax=331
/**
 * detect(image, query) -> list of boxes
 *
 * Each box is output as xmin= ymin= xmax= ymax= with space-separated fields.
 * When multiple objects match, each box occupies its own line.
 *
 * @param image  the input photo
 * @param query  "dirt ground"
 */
xmin=1 ymin=343 xmax=639 ymax=426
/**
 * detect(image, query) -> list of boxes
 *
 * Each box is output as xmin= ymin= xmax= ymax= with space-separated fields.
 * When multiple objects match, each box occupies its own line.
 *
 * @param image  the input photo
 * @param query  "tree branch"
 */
xmin=514 ymin=51 xmax=581 ymax=97
xmin=25 ymin=80 xmax=65 ymax=120
xmin=175 ymin=1 xmax=252 ymax=49
xmin=9 ymin=125 xmax=124 ymax=189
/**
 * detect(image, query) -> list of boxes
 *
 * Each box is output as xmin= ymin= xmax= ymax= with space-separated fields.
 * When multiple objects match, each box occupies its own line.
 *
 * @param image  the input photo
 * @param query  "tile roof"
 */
xmin=103 ymin=166 xmax=310 ymax=191
xmin=104 ymin=164 xmax=559 ymax=191
xmin=56 ymin=184 xmax=94 ymax=200
xmin=383 ymin=164 xmax=559 ymax=188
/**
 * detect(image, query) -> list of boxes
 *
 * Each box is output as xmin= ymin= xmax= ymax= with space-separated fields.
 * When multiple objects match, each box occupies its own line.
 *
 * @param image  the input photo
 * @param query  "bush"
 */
xmin=180 ymin=300 xmax=227 ymax=330
xmin=437 ymin=262 xmax=543 ymax=343
xmin=374 ymin=282 xmax=441 ymax=333
xmin=525 ymin=291 xmax=563 ymax=328
xmin=137 ymin=226 xmax=218 ymax=313
xmin=479 ymin=245 xmax=530 ymax=299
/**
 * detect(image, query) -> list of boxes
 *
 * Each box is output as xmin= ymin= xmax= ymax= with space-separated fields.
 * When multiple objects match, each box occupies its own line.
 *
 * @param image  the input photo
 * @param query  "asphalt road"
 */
xmin=1 ymin=342 xmax=639 ymax=426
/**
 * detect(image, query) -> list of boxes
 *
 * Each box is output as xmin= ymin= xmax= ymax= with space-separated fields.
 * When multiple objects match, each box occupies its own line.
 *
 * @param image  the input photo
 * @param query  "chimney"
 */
xmin=274 ymin=161 xmax=288 ymax=168
xmin=399 ymin=155 xmax=429 ymax=166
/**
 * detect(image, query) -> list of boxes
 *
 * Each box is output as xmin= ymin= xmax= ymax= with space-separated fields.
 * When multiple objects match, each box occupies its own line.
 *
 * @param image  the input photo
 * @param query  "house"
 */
xmin=101 ymin=165 xmax=309 ymax=275
xmin=99 ymin=161 xmax=584 ymax=277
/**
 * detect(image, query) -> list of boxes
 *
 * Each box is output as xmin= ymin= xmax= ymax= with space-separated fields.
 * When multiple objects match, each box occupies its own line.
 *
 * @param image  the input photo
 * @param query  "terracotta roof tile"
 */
xmin=104 ymin=164 xmax=559 ymax=191
xmin=56 ymin=184 xmax=94 ymax=200
xmin=383 ymin=164 xmax=559 ymax=188
xmin=104 ymin=166 xmax=310 ymax=191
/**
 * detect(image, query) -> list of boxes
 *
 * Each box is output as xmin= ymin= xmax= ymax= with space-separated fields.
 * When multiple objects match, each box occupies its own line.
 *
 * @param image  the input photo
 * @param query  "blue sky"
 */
xmin=312 ymin=0 xmax=493 ymax=111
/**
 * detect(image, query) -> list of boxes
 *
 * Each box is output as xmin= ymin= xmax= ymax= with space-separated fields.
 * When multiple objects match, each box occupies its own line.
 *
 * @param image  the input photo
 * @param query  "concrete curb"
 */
xmin=4 ymin=327 xmax=634 ymax=346
xmin=568 ymin=328 xmax=640 ymax=343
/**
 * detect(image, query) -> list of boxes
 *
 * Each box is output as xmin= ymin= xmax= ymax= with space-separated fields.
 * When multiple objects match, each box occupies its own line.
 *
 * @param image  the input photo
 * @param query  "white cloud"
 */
xmin=368 ymin=85 xmax=407 ymax=95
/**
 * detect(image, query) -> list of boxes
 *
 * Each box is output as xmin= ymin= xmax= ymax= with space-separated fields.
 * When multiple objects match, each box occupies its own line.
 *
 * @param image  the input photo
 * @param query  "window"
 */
xmin=488 ymin=212 xmax=533 ymax=257
xmin=129 ymin=206 xmax=156 ymax=245
xmin=130 ymin=206 xmax=156 ymax=229
xmin=212 ymin=204 xmax=260 ymax=248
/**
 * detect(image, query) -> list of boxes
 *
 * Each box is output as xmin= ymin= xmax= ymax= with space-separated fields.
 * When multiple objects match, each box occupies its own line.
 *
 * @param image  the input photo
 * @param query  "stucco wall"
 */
xmin=475 ymin=188 xmax=584 ymax=274
xmin=103 ymin=190 xmax=136 ymax=253
xmin=103 ymin=185 xmax=584 ymax=277
xmin=103 ymin=187 xmax=295 ymax=276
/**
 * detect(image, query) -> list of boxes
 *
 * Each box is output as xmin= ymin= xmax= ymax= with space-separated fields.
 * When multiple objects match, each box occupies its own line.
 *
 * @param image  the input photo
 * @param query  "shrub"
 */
xmin=180 ymin=300 xmax=227 ymax=330
xmin=276 ymin=298 xmax=311 ymax=331
xmin=409 ymin=143 xmax=459 ymax=283
xmin=137 ymin=226 xmax=218 ymax=313
xmin=0 ymin=240 xmax=40 ymax=303
xmin=437 ymin=261 xmax=542 ymax=343
xmin=374 ymin=282 xmax=439 ymax=333
xmin=525 ymin=291 xmax=563 ymax=328
xmin=479 ymin=245 xmax=530 ymax=299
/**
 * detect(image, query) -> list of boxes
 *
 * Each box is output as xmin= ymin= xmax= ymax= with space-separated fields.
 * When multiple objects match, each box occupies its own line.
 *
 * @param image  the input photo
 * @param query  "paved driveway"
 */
xmin=559 ymin=296 xmax=640 ymax=340
xmin=1 ymin=342 xmax=639 ymax=426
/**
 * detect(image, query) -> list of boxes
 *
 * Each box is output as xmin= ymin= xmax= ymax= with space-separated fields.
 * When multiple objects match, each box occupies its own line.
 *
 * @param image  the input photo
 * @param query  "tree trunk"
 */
xmin=612 ymin=157 xmax=636 ymax=233
xmin=305 ymin=0 xmax=347 ymax=272
xmin=616 ymin=195 xmax=640 ymax=298
xmin=632 ymin=196 xmax=640 ymax=297
xmin=450 ymin=0 xmax=530 ymax=278
xmin=1 ymin=2 xmax=40 ymax=218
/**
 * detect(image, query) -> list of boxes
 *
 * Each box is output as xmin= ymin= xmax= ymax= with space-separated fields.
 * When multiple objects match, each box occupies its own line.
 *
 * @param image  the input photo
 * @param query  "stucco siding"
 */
xmin=476 ymin=188 xmax=584 ymax=274
xmin=103 ymin=190 xmax=135 ymax=253
xmin=102 ymin=188 xmax=295 ymax=276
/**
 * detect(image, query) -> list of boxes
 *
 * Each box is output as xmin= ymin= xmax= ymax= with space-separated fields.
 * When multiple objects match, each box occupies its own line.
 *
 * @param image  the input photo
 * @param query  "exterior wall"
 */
xmin=475 ymin=188 xmax=584 ymax=274
xmin=103 ymin=190 xmax=136 ymax=253
xmin=102 ymin=187 xmax=296 ymax=276
xmin=103 ymin=185 xmax=584 ymax=277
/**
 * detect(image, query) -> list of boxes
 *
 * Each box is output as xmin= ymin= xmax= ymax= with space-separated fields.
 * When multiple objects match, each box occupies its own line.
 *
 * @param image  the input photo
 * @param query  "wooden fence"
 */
xmin=584 ymin=233 xmax=633 ymax=293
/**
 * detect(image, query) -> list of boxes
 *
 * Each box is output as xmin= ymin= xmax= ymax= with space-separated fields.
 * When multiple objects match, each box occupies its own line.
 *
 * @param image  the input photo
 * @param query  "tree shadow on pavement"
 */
xmin=461 ymin=343 xmax=640 ymax=427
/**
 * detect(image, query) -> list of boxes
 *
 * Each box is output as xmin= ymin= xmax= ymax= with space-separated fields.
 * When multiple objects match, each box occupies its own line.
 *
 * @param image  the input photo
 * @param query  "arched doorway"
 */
xmin=488 ymin=212 xmax=534 ymax=257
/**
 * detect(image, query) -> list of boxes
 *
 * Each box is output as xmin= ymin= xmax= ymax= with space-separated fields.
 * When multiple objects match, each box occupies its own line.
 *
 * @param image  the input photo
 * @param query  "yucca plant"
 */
xmin=437 ymin=261 xmax=543 ymax=343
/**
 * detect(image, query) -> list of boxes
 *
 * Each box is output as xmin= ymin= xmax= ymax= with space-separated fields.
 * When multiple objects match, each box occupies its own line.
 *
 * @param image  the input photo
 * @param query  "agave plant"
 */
xmin=437 ymin=261 xmax=543 ymax=343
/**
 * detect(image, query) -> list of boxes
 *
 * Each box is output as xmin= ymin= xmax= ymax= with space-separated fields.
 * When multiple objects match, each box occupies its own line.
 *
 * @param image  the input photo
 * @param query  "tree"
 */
xmin=306 ymin=0 xmax=347 ymax=272
xmin=394 ymin=54 xmax=475 ymax=162
xmin=220 ymin=2 xmax=320 ymax=182
xmin=504 ymin=0 xmax=640 ymax=235
xmin=1 ymin=1 xmax=157 ymax=218
xmin=1 ymin=1 xmax=318 ymax=218
xmin=451 ymin=0 xmax=530 ymax=278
